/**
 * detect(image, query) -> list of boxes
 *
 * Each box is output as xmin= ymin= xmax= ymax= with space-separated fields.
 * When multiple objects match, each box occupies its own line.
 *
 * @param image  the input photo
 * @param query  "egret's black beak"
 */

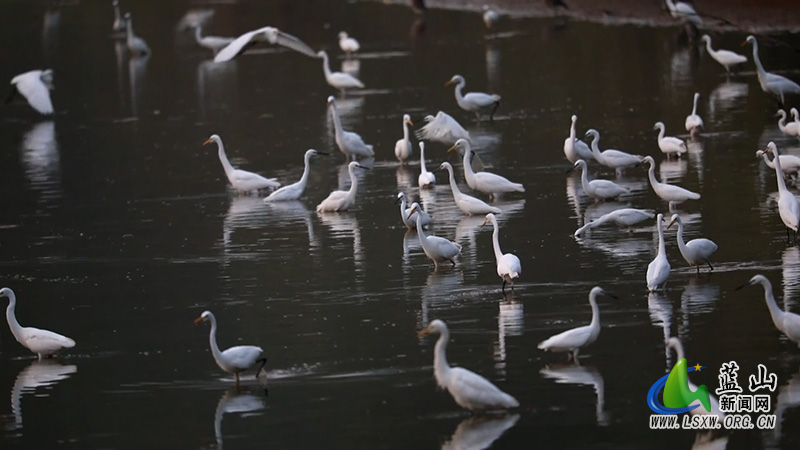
xmin=734 ymin=281 xmax=751 ymax=291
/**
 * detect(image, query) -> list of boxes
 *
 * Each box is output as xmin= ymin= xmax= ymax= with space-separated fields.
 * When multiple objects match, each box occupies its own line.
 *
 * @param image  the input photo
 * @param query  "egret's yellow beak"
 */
xmin=447 ymin=144 xmax=457 ymax=153
xmin=444 ymin=80 xmax=454 ymax=86
xmin=194 ymin=316 xmax=204 ymax=324
xmin=418 ymin=327 xmax=431 ymax=337
xmin=481 ymin=219 xmax=488 ymax=228
xmin=409 ymin=206 xmax=418 ymax=216
xmin=202 ymin=139 xmax=212 ymax=146
xmin=406 ymin=118 xmax=414 ymax=126
xmin=667 ymin=219 xmax=676 ymax=230
xmin=741 ymin=40 xmax=748 ymax=47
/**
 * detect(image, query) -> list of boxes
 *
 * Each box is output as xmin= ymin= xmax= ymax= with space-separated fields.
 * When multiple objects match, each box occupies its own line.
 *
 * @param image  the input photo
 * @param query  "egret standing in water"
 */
xmin=667 ymin=214 xmax=718 ymax=273
xmin=203 ymin=134 xmax=280 ymax=194
xmin=395 ymin=114 xmax=414 ymax=164
xmin=481 ymin=213 xmax=521 ymax=293
xmin=776 ymin=109 xmax=800 ymax=137
xmin=638 ymin=156 xmax=700 ymax=208
xmin=685 ymin=93 xmax=704 ymax=137
xmin=647 ymin=214 xmax=671 ymax=292
xmin=445 ymin=75 xmax=501 ymax=121
xmin=538 ymin=287 xmax=616 ymax=360
xmin=736 ymin=275 xmax=800 ymax=346
xmin=564 ymin=115 xmax=594 ymax=164
xmin=264 ymin=149 xmax=327 ymax=202
xmin=409 ymin=205 xmax=460 ymax=268
xmin=567 ymin=159 xmax=629 ymax=201
xmin=418 ymin=320 xmax=519 ymax=411
xmin=653 ymin=122 xmax=687 ymax=158
xmin=316 ymin=161 xmax=368 ymax=212
xmin=482 ymin=6 xmax=500 ymax=29
xmin=418 ymin=142 xmax=436 ymax=189
xmin=327 ymin=96 xmax=374 ymax=159
xmin=338 ymin=31 xmax=360 ymax=57
xmin=764 ymin=142 xmax=800 ymax=245
xmin=395 ymin=192 xmax=432 ymax=229
xmin=664 ymin=0 xmax=702 ymax=26
xmin=1 ymin=288 xmax=75 ymax=359
xmin=743 ymin=35 xmax=800 ymax=105
xmin=756 ymin=149 xmax=800 ymax=178
xmin=700 ymin=35 xmax=746 ymax=74
xmin=318 ymin=50 xmax=364 ymax=94
xmin=436 ymin=162 xmax=501 ymax=216
xmin=584 ymin=129 xmax=643 ymax=175
xmin=448 ymin=139 xmax=524 ymax=198
xmin=8 ymin=70 xmax=54 ymax=115
xmin=124 ymin=13 xmax=149 ymax=56
xmin=194 ymin=311 xmax=266 ymax=387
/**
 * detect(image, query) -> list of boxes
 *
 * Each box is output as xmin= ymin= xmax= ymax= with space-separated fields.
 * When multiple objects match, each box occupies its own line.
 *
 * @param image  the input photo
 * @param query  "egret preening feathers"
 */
xmin=776 ymin=109 xmax=800 ymax=137
xmin=445 ymin=75 xmax=500 ymax=121
xmin=214 ymin=26 xmax=317 ymax=63
xmin=481 ymin=213 xmax=521 ymax=293
xmin=194 ymin=311 xmax=266 ymax=387
xmin=8 ymin=70 xmax=54 ymax=115
xmin=203 ymin=135 xmax=280 ymax=194
xmin=538 ymin=287 xmax=616 ymax=360
xmin=419 ymin=320 xmax=519 ymax=411
xmin=264 ymin=149 xmax=327 ymax=202
xmin=1 ymin=287 xmax=75 ymax=359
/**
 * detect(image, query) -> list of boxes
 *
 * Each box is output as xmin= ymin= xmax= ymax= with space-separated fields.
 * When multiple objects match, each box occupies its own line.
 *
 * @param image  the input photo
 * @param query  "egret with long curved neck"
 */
xmin=481 ymin=213 xmax=521 ymax=293
xmin=327 ymin=96 xmax=373 ymax=159
xmin=538 ymin=287 xmax=616 ymax=360
xmin=316 ymin=161 xmax=367 ymax=212
xmin=1 ymin=287 xmax=75 ymax=359
xmin=409 ymin=205 xmax=460 ymax=268
xmin=194 ymin=310 xmax=266 ymax=387
xmin=318 ymin=50 xmax=364 ymax=93
xmin=700 ymin=35 xmax=746 ymax=74
xmin=435 ymin=162 xmax=500 ymax=215
xmin=764 ymin=142 xmax=800 ymax=245
xmin=743 ymin=35 xmax=800 ymax=105
xmin=419 ymin=319 xmax=518 ymax=411
xmin=445 ymin=74 xmax=501 ymax=121
xmin=638 ymin=156 xmax=700 ymax=208
xmin=667 ymin=214 xmax=718 ymax=273
xmin=203 ymin=134 xmax=280 ymax=194
xmin=564 ymin=115 xmax=593 ymax=163
xmin=417 ymin=142 xmax=435 ymax=188
xmin=647 ymin=214 xmax=670 ymax=292
xmin=736 ymin=275 xmax=800 ymax=346
xmin=449 ymin=139 xmax=524 ymax=197
xmin=264 ymin=149 xmax=327 ymax=202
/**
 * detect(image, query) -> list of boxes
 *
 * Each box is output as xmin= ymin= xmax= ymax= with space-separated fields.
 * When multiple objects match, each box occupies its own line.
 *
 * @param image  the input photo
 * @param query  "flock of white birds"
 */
xmin=4 ymin=0 xmax=800 ymax=417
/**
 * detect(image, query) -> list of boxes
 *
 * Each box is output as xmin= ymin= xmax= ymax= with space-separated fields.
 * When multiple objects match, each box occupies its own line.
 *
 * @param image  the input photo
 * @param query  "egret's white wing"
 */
xmin=23 ymin=327 xmax=75 ymax=353
xmin=15 ymin=73 xmax=53 ymax=115
xmin=539 ymin=325 xmax=592 ymax=351
xmin=449 ymin=367 xmax=518 ymax=409
xmin=214 ymin=26 xmax=315 ymax=63
xmin=231 ymin=170 xmax=279 ymax=188
xmin=221 ymin=345 xmax=263 ymax=370
xmin=272 ymin=29 xmax=317 ymax=58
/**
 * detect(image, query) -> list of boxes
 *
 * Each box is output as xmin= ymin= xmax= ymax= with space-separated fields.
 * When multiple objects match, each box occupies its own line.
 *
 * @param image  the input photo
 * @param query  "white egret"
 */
xmin=214 ymin=26 xmax=316 ymax=63
xmin=567 ymin=159 xmax=629 ymax=201
xmin=764 ymin=142 xmax=800 ymax=245
xmin=700 ymin=35 xmax=746 ymax=73
xmin=327 ymin=96 xmax=374 ymax=160
xmin=743 ymin=36 xmax=800 ymax=105
xmin=410 ymin=206 xmax=461 ymax=268
xmin=418 ymin=319 xmax=518 ymax=411
xmin=193 ymin=25 xmax=234 ymax=54
xmin=338 ymin=31 xmax=360 ymax=56
xmin=574 ymin=208 xmax=654 ymax=236
xmin=318 ymin=50 xmax=364 ymax=94
xmin=638 ymin=156 xmax=700 ymax=208
xmin=666 ymin=338 xmax=725 ymax=419
xmin=564 ymin=115 xmax=594 ymax=163
xmin=445 ymin=75 xmax=501 ymax=121
xmin=538 ymin=287 xmax=615 ymax=360
xmin=112 ymin=0 xmax=125 ymax=34
xmin=8 ymin=70 xmax=53 ymax=115
xmin=647 ymin=214 xmax=671 ymax=292
xmin=436 ymin=162 xmax=501 ymax=216
xmin=481 ymin=213 xmax=521 ymax=293
xmin=264 ymin=149 xmax=326 ymax=202
xmin=415 ymin=111 xmax=470 ymax=145
xmin=124 ymin=13 xmax=149 ymax=56
xmin=194 ymin=311 xmax=266 ymax=387
xmin=316 ymin=161 xmax=367 ymax=212
xmin=667 ymin=214 xmax=718 ymax=273
xmin=736 ymin=275 xmax=800 ymax=346
xmin=584 ymin=129 xmax=644 ymax=174
xmin=396 ymin=192 xmax=432 ymax=229
xmin=1 ymin=288 xmax=75 ymax=359
xmin=685 ymin=93 xmax=704 ymax=135
xmin=654 ymin=122 xmax=687 ymax=158
xmin=482 ymin=6 xmax=500 ymax=29
xmin=418 ymin=142 xmax=436 ymax=189
xmin=776 ymin=109 xmax=800 ymax=137
xmin=664 ymin=0 xmax=702 ymax=26
xmin=756 ymin=149 xmax=800 ymax=177
xmin=395 ymin=114 xmax=414 ymax=164
xmin=203 ymin=135 xmax=280 ymax=194
xmin=449 ymin=139 xmax=524 ymax=197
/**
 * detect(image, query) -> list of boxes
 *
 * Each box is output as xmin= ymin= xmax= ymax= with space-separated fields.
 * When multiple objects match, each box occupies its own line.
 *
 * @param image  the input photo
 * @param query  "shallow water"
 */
xmin=2 ymin=1 xmax=800 ymax=449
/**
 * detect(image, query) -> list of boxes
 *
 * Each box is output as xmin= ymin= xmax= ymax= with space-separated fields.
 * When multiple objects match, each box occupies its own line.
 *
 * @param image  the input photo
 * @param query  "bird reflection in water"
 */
xmin=783 ymin=247 xmax=800 ymax=309
xmin=493 ymin=294 xmax=523 ymax=377
xmin=540 ymin=362 xmax=609 ymax=426
xmin=317 ymin=212 xmax=365 ymax=279
xmin=263 ymin=200 xmax=319 ymax=252
xmin=396 ymin=164 xmax=413 ymax=190
xmin=441 ymin=414 xmax=519 ymax=450
xmin=128 ymin=53 xmax=150 ymax=118
xmin=485 ymin=41 xmax=500 ymax=94
xmin=679 ymin=277 xmax=720 ymax=336
xmin=341 ymin=58 xmax=360 ymax=78
xmin=212 ymin=387 xmax=266 ymax=450
xmin=418 ymin=270 xmax=463 ymax=330
xmin=20 ymin=121 xmax=61 ymax=208
xmin=766 ymin=367 xmax=800 ymax=448
xmin=659 ymin=157 xmax=688 ymax=184
xmin=8 ymin=360 xmax=77 ymax=433
xmin=648 ymin=292 xmax=673 ymax=367
xmin=222 ymin=196 xmax=269 ymax=260
xmin=707 ymin=81 xmax=748 ymax=124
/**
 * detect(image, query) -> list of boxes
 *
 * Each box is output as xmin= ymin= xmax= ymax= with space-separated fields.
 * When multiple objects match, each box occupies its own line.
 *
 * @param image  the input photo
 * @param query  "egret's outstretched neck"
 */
xmin=453 ymin=80 xmax=465 ymax=104
xmin=416 ymin=213 xmax=429 ymax=242
xmin=126 ymin=19 xmax=134 ymax=43
xmin=462 ymin=146 xmax=476 ymax=186
xmin=402 ymin=121 xmax=410 ymax=142
xmin=299 ymin=153 xmax=313 ymax=185
xmin=656 ymin=125 xmax=665 ymax=141
xmin=347 ymin=165 xmax=358 ymax=198
xmin=675 ymin=220 xmax=688 ymax=257
xmin=194 ymin=26 xmax=203 ymax=43
xmin=207 ymin=315 xmax=225 ymax=367
xmin=778 ymin=111 xmax=787 ymax=131
xmin=569 ymin=118 xmax=577 ymax=141
xmin=703 ymin=38 xmax=714 ymax=57
xmin=656 ymin=218 xmax=666 ymax=257
xmin=760 ymin=279 xmax=785 ymax=331
xmin=588 ymin=290 xmax=600 ymax=329
xmin=588 ymin=133 xmax=602 ymax=159
xmin=445 ymin=166 xmax=461 ymax=197
xmin=329 ymin=103 xmax=344 ymax=138
xmin=665 ymin=0 xmax=676 ymax=12
xmin=647 ymin=161 xmax=660 ymax=190
xmin=751 ymin=41 xmax=766 ymax=78
xmin=691 ymin=95 xmax=699 ymax=115
xmin=215 ymin=140 xmax=235 ymax=177
xmin=772 ymin=148 xmax=789 ymax=192
xmin=4 ymin=293 xmax=24 ymax=342
xmin=433 ymin=329 xmax=452 ymax=387
xmin=579 ymin=164 xmax=591 ymax=193
xmin=669 ymin=340 xmax=686 ymax=361
xmin=420 ymin=145 xmax=428 ymax=172
xmin=490 ymin=217 xmax=503 ymax=262
xmin=320 ymin=53 xmax=331 ymax=78
xmin=398 ymin=196 xmax=408 ymax=219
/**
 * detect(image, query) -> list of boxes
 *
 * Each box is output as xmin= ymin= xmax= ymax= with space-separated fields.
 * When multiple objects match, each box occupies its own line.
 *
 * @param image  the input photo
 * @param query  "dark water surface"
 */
xmin=2 ymin=1 xmax=800 ymax=449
